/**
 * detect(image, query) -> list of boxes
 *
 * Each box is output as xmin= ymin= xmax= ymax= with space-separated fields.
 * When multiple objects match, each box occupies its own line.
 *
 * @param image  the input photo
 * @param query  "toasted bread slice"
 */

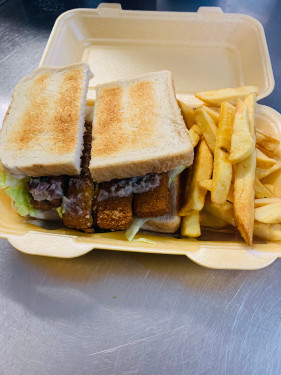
xmin=0 ymin=63 xmax=92 ymax=177
xmin=90 ymin=71 xmax=194 ymax=182
xmin=141 ymin=177 xmax=181 ymax=233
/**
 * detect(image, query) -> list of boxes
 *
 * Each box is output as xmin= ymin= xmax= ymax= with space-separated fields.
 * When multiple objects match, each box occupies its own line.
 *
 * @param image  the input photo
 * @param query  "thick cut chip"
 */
xmin=264 ymin=184 xmax=275 ymax=195
xmin=255 ymin=202 xmax=281 ymax=224
xmin=177 ymin=100 xmax=194 ymax=129
xmin=254 ymin=178 xmax=274 ymax=198
xmin=194 ymin=108 xmax=217 ymax=153
xmin=255 ymin=163 xmax=281 ymax=180
xmin=181 ymin=211 xmax=201 ymax=237
xmin=202 ymin=106 xmax=220 ymax=124
xmin=195 ymin=86 xmax=258 ymax=106
xmin=211 ymin=101 xmax=236 ymax=204
xmin=204 ymin=198 xmax=235 ymax=226
xmin=244 ymin=94 xmax=256 ymax=136
xmin=229 ymin=99 xmax=255 ymax=163
xmin=200 ymin=209 xmax=229 ymax=228
xmin=179 ymin=139 xmax=213 ymax=216
xmin=254 ymin=222 xmax=281 ymax=241
xmin=262 ymin=168 xmax=281 ymax=198
xmin=255 ymin=198 xmax=281 ymax=207
xmin=256 ymin=129 xmax=280 ymax=157
xmin=198 ymin=179 xmax=233 ymax=202
xmin=198 ymin=179 xmax=212 ymax=191
xmin=256 ymin=148 xmax=277 ymax=169
xmin=189 ymin=124 xmax=202 ymax=148
xmin=232 ymin=93 xmax=256 ymax=246
xmin=233 ymin=150 xmax=256 ymax=245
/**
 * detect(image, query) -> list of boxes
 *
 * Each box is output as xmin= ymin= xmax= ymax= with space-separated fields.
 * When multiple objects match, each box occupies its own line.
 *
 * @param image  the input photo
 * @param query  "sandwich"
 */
xmin=88 ymin=70 xmax=193 ymax=236
xmin=0 ymin=67 xmax=194 ymax=238
xmin=0 ymin=63 xmax=93 ymax=224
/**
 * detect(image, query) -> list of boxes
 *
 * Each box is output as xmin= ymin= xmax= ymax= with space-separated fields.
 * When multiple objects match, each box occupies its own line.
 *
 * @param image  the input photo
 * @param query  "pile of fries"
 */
xmin=178 ymin=86 xmax=281 ymax=245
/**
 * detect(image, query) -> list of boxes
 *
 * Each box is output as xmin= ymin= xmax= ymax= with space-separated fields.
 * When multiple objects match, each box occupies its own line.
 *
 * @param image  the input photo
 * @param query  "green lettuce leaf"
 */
xmin=0 ymin=169 xmax=38 ymax=217
xmin=56 ymin=205 xmax=65 ymax=219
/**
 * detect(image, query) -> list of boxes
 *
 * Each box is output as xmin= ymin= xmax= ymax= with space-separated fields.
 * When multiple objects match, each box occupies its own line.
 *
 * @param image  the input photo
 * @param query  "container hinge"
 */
xmin=97 ymin=3 xmax=122 ymax=16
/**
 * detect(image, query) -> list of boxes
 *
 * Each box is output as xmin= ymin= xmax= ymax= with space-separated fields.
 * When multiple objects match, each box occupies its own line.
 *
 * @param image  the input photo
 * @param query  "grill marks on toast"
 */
xmin=126 ymin=81 xmax=157 ymax=149
xmin=10 ymin=74 xmax=49 ymax=149
xmin=7 ymin=68 xmax=84 ymax=155
xmin=53 ymin=69 xmax=83 ymax=154
xmin=92 ymin=80 xmax=156 ymax=159
xmin=92 ymin=86 xmax=123 ymax=156
xmin=89 ymin=71 xmax=193 ymax=183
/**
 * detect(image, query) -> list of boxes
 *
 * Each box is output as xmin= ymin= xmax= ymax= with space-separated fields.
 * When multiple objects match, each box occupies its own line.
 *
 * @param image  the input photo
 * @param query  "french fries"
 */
xmin=256 ymin=128 xmax=280 ymax=157
xmin=255 ymin=202 xmax=281 ymax=224
xmin=229 ymin=99 xmax=255 ymax=163
xmin=254 ymin=223 xmax=281 ymax=241
xmin=256 ymin=148 xmax=277 ymax=169
xmin=202 ymin=106 xmax=220 ymax=124
xmin=244 ymin=93 xmax=256 ymax=135
xmin=211 ymin=101 xmax=235 ymax=204
xmin=181 ymin=211 xmax=201 ymax=237
xmin=180 ymin=85 xmax=281 ymax=246
xmin=233 ymin=151 xmax=256 ymax=245
xmin=194 ymin=108 xmax=217 ymax=153
xmin=264 ymin=184 xmax=275 ymax=195
xmin=204 ymin=199 xmax=235 ymax=226
xmin=198 ymin=179 xmax=212 ymax=191
xmin=200 ymin=209 xmax=229 ymax=229
xmin=195 ymin=86 xmax=258 ymax=106
xmin=255 ymin=163 xmax=281 ymax=180
xmin=254 ymin=198 xmax=281 ymax=207
xmin=254 ymin=178 xmax=274 ymax=198
xmin=231 ymin=92 xmax=256 ymax=244
xmin=178 ymin=100 xmax=194 ymax=129
xmin=180 ymin=139 xmax=213 ymax=215
xmin=189 ymin=124 xmax=202 ymax=147
xmin=198 ymin=179 xmax=233 ymax=202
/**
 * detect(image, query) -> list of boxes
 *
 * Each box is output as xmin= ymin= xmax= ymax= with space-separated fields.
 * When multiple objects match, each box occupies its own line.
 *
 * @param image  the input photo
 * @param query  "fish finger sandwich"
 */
xmin=90 ymin=71 xmax=194 ymax=235
xmin=0 ymin=68 xmax=193 ymax=237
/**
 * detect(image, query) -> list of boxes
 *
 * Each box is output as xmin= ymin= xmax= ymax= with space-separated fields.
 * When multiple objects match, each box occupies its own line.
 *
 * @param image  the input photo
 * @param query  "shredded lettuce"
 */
xmin=0 ymin=169 xmax=38 ymax=217
xmin=126 ymin=218 xmax=149 ymax=241
xmin=125 ymin=218 xmax=157 ymax=244
xmin=168 ymin=165 xmax=185 ymax=186
xmin=131 ymin=238 xmax=156 ymax=245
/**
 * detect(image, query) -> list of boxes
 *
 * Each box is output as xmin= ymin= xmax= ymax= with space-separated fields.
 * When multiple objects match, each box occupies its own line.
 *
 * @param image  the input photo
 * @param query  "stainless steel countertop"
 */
xmin=1 ymin=1 xmax=281 ymax=374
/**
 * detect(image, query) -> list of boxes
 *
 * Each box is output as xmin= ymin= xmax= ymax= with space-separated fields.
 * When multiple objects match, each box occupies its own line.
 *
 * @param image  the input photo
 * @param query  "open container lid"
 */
xmin=40 ymin=3 xmax=274 ymax=103
xmin=1 ymin=3 xmax=280 ymax=269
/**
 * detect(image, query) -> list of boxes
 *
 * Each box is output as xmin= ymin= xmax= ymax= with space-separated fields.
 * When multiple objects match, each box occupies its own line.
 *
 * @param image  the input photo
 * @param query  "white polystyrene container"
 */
xmin=1 ymin=3 xmax=281 ymax=269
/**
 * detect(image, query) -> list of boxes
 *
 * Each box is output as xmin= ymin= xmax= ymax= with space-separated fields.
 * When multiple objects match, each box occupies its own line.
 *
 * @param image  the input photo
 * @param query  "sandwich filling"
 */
xmin=9 ymin=121 xmax=173 ymax=233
